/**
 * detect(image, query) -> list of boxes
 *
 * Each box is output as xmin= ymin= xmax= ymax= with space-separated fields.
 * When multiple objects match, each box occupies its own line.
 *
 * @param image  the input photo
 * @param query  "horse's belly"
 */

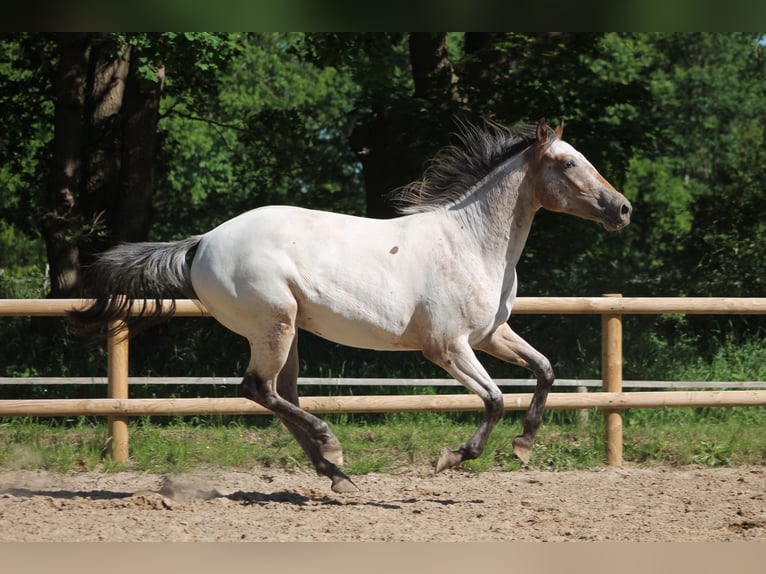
xmin=296 ymin=302 xmax=418 ymax=351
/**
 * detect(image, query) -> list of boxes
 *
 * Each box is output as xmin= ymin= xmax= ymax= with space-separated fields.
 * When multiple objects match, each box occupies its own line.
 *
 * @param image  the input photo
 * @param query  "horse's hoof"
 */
xmin=512 ymin=436 xmax=532 ymax=465
xmin=435 ymin=447 xmax=462 ymax=473
xmin=330 ymin=475 xmax=359 ymax=494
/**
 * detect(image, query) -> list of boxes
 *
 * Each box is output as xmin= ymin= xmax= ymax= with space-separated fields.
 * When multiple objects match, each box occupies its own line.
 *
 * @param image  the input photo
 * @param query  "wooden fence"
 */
xmin=1 ymin=296 xmax=766 ymax=467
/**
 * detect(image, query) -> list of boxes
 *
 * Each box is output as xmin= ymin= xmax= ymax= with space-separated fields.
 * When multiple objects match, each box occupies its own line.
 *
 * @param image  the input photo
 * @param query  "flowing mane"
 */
xmin=391 ymin=120 xmax=540 ymax=215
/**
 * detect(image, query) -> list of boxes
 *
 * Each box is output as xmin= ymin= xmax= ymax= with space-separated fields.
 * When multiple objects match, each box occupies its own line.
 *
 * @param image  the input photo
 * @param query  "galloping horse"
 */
xmin=70 ymin=119 xmax=631 ymax=493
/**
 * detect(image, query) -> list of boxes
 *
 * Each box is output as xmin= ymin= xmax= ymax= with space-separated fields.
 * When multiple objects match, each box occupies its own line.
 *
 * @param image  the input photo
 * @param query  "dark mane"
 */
xmin=391 ymin=120 xmax=539 ymax=214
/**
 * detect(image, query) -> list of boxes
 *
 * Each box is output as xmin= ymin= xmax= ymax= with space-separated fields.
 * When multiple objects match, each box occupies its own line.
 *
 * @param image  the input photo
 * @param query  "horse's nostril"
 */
xmin=621 ymin=203 xmax=632 ymax=218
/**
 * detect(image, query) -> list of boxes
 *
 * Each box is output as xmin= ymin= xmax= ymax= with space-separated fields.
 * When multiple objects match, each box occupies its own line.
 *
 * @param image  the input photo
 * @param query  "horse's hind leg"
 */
xmin=241 ymin=320 xmax=356 ymax=493
xmin=475 ymin=322 xmax=555 ymax=465
xmin=276 ymin=333 xmax=345 ymax=467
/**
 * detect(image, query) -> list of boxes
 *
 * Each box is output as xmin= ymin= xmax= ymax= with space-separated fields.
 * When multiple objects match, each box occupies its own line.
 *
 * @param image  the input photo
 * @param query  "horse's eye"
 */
xmin=564 ymin=159 xmax=576 ymax=170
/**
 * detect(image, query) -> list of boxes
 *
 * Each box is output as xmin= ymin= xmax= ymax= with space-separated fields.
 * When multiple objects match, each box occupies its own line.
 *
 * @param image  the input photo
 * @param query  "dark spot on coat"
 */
xmin=389 ymin=246 xmax=399 ymax=254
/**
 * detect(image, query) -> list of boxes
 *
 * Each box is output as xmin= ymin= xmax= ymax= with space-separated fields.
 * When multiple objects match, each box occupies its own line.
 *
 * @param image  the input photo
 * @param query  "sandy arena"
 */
xmin=0 ymin=465 xmax=764 ymax=542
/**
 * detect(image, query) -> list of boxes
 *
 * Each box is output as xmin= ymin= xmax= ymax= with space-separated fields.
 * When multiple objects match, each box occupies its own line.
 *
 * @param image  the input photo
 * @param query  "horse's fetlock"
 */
xmin=461 ymin=444 xmax=482 ymax=461
xmin=522 ymin=414 xmax=542 ymax=435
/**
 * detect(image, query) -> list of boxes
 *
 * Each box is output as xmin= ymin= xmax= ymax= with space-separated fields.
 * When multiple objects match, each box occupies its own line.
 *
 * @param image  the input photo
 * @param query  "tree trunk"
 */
xmin=409 ymin=33 xmax=458 ymax=104
xmin=115 ymin=56 xmax=164 ymax=243
xmin=80 ymin=35 xmax=131 ymax=256
xmin=350 ymin=114 xmax=419 ymax=219
xmin=41 ymin=33 xmax=90 ymax=298
xmin=42 ymin=34 xmax=164 ymax=296
xmin=352 ymin=33 xmax=461 ymax=219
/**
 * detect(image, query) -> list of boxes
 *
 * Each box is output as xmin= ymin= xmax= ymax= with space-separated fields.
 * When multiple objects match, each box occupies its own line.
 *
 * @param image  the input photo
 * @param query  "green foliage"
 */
xmin=623 ymin=157 xmax=693 ymax=267
xmin=0 ymin=221 xmax=47 ymax=298
xmin=153 ymin=33 xmax=365 ymax=239
xmin=3 ymin=32 xmax=764 ymax=301
xmin=629 ymin=33 xmax=766 ymax=297
xmin=0 ymin=34 xmax=55 ymax=234
xmin=677 ymin=334 xmax=766 ymax=382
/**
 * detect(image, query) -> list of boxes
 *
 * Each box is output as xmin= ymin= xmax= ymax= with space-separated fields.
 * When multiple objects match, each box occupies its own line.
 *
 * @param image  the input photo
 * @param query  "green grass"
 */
xmin=1 ymin=407 xmax=763 ymax=475
xmin=2 ymin=332 xmax=765 ymax=475
xmin=622 ymin=407 xmax=766 ymax=467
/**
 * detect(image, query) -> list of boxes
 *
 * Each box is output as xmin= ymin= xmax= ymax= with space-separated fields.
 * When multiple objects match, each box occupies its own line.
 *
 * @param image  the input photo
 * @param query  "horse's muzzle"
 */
xmin=603 ymin=200 xmax=632 ymax=231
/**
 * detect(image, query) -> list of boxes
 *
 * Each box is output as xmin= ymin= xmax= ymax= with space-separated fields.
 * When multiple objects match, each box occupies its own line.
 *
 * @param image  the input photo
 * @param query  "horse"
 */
xmin=69 ymin=118 xmax=631 ymax=493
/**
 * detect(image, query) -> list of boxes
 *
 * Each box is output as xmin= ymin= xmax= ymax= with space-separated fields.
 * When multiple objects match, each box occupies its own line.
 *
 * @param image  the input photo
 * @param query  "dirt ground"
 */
xmin=0 ymin=465 xmax=764 ymax=542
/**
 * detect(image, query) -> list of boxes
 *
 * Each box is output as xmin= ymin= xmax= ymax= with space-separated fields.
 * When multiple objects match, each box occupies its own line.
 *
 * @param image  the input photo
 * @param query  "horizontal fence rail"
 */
xmin=4 ymin=297 xmax=766 ymax=316
xmin=0 ymin=377 xmax=766 ymax=390
xmin=2 ymin=377 xmax=766 ymax=389
xmin=1 ymin=391 xmax=764 ymax=417
xmin=2 ymin=297 xmax=766 ymax=467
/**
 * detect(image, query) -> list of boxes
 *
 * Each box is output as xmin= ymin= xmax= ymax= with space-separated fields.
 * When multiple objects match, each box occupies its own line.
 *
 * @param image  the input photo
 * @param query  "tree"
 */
xmin=615 ymin=33 xmax=766 ymax=297
xmin=150 ymin=33 xmax=365 ymax=239
xmin=2 ymin=32 xmax=766 ymax=381
xmin=23 ymin=33 xmax=233 ymax=297
xmin=0 ymin=34 xmax=53 ymax=294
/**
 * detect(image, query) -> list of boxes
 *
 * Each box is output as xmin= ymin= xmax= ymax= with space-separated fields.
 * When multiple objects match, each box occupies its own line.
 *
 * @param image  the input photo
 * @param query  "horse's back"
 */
xmin=193 ymin=205 xmax=404 ymax=277
xmin=188 ymin=205 xmax=431 ymax=348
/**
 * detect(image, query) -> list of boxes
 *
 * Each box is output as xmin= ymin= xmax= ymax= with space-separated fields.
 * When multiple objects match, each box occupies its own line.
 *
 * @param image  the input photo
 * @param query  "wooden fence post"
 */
xmin=601 ymin=294 xmax=623 ymax=466
xmin=107 ymin=320 xmax=129 ymax=462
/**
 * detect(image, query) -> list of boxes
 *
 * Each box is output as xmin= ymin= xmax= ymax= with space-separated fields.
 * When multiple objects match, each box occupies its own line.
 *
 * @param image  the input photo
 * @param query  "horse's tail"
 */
xmin=68 ymin=235 xmax=203 ymax=339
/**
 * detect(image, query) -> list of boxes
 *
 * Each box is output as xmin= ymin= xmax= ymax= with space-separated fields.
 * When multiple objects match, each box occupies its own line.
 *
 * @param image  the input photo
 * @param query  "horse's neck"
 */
xmin=449 ymin=170 xmax=539 ymax=272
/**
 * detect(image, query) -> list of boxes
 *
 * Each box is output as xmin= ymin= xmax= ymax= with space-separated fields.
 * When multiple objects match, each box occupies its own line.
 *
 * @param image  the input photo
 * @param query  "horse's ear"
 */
xmin=536 ymin=118 xmax=549 ymax=144
xmin=554 ymin=118 xmax=564 ymax=139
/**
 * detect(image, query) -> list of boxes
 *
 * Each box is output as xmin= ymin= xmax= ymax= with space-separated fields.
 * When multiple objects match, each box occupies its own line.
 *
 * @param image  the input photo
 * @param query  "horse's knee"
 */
xmin=484 ymin=388 xmax=505 ymax=420
xmin=535 ymin=357 xmax=555 ymax=387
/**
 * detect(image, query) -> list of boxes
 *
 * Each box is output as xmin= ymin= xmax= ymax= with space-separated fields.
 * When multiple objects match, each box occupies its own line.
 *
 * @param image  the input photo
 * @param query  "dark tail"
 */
xmin=68 ymin=235 xmax=202 ymax=339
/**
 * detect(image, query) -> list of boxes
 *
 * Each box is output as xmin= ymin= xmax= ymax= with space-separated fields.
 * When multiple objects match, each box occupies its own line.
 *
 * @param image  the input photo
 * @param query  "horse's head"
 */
xmin=530 ymin=119 xmax=631 ymax=231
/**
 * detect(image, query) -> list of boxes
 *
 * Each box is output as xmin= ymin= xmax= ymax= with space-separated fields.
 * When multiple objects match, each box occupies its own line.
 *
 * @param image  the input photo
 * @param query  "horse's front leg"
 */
xmin=475 ymin=322 xmax=555 ymax=465
xmin=424 ymin=339 xmax=505 ymax=473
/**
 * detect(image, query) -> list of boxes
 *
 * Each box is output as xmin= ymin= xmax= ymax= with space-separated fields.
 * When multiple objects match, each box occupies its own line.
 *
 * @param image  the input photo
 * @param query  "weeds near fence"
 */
xmin=1 ymin=407 xmax=764 ymax=475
